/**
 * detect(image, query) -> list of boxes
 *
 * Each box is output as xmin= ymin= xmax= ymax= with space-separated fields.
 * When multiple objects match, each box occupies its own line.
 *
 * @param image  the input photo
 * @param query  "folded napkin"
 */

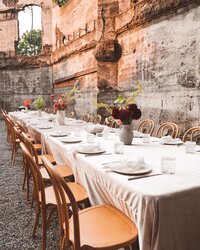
xmin=77 ymin=143 xmax=101 ymax=153
xmin=86 ymin=124 xmax=104 ymax=134
xmin=133 ymin=131 xmax=144 ymax=138
xmin=106 ymin=157 xmax=146 ymax=172
xmin=160 ymin=135 xmax=181 ymax=144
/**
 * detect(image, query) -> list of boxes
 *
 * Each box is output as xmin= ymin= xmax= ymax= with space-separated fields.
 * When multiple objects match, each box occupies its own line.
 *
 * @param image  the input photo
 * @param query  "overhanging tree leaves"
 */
xmin=17 ymin=29 xmax=42 ymax=56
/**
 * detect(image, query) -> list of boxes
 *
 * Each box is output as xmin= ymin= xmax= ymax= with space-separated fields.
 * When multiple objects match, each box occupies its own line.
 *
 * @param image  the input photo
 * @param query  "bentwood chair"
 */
xmin=156 ymin=122 xmax=178 ymax=138
xmin=43 ymin=159 xmax=138 ymax=250
xmin=82 ymin=114 xmax=91 ymax=123
xmin=68 ymin=111 xmax=75 ymax=118
xmin=92 ymin=114 xmax=102 ymax=124
xmin=16 ymin=121 xmax=42 ymax=153
xmin=21 ymin=132 xmax=76 ymax=201
xmin=20 ymin=143 xmax=89 ymax=250
xmin=137 ymin=119 xmax=155 ymax=136
xmin=182 ymin=126 xmax=200 ymax=142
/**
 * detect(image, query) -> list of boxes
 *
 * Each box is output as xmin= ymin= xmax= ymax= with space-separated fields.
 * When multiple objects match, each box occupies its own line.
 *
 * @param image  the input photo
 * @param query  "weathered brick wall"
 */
xmin=0 ymin=0 xmax=200 ymax=133
xmin=0 ymin=59 xmax=52 ymax=111
xmin=115 ymin=1 xmax=200 ymax=133
xmin=51 ymin=0 xmax=98 ymax=117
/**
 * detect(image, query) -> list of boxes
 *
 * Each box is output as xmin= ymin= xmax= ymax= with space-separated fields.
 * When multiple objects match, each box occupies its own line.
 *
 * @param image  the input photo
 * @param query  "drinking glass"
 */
xmin=87 ymin=134 xmax=95 ymax=144
xmin=185 ymin=141 xmax=196 ymax=154
xmin=161 ymin=157 xmax=176 ymax=174
xmin=143 ymin=134 xmax=151 ymax=143
xmin=114 ymin=142 xmax=124 ymax=154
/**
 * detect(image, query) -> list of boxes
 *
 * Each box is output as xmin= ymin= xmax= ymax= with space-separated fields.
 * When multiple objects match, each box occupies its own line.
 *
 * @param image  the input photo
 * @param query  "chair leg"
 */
xmin=32 ymin=205 xmax=41 ymax=237
xmin=46 ymin=207 xmax=56 ymax=229
xmin=41 ymin=206 xmax=47 ymax=250
xmin=22 ymin=170 xmax=26 ymax=190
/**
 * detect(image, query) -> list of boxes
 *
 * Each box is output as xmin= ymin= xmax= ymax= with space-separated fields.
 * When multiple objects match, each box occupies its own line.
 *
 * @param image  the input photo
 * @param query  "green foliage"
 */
xmin=114 ymin=81 xmax=143 ymax=106
xmin=65 ymin=81 xmax=80 ymax=104
xmin=17 ymin=29 xmax=42 ymax=56
xmin=33 ymin=97 xmax=45 ymax=110
xmin=92 ymin=100 xmax=112 ymax=114
xmin=94 ymin=81 xmax=143 ymax=113
xmin=52 ymin=0 xmax=68 ymax=7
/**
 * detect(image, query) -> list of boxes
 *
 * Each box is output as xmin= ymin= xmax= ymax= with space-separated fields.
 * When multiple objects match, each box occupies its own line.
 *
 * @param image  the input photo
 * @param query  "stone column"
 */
xmin=95 ymin=0 xmax=121 ymax=116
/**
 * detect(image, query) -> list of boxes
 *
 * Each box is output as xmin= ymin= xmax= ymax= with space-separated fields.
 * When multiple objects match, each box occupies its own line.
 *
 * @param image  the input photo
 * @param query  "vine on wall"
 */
xmin=52 ymin=0 xmax=68 ymax=7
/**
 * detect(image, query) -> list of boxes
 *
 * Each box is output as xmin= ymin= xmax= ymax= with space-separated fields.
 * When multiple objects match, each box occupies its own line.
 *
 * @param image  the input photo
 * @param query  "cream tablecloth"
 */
xmin=9 ymin=111 xmax=200 ymax=250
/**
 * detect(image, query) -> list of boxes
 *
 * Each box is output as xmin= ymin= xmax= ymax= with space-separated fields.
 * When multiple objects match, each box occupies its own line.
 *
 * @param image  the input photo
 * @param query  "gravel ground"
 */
xmin=0 ymin=121 xmax=60 ymax=250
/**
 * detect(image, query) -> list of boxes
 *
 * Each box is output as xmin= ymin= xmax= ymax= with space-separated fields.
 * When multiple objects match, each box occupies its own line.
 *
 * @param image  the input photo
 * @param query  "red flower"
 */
xmin=112 ymin=107 xmax=120 ymax=119
xmin=50 ymin=94 xmax=55 ymax=100
xmin=23 ymin=99 xmax=30 ymax=107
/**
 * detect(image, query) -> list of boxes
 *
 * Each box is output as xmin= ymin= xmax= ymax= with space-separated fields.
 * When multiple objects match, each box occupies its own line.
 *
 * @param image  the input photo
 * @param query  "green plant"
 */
xmin=33 ymin=97 xmax=45 ymax=110
xmin=93 ymin=81 xmax=143 ymax=114
xmin=17 ymin=29 xmax=42 ymax=56
xmin=52 ymin=0 xmax=68 ymax=7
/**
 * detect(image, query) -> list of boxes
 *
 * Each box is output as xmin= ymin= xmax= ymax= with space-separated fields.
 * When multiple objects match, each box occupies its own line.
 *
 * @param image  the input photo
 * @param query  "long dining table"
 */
xmin=9 ymin=111 xmax=200 ymax=250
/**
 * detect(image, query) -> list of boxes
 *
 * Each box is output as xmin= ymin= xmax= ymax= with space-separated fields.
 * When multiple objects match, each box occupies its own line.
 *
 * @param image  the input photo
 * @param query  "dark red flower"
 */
xmin=112 ymin=107 xmax=120 ymax=119
xmin=128 ymin=104 xmax=138 ymax=112
xmin=128 ymin=104 xmax=142 ymax=120
xmin=119 ymin=109 xmax=132 ymax=123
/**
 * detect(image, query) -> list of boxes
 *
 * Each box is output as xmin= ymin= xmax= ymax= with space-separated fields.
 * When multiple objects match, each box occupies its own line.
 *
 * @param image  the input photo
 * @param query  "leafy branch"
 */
xmin=114 ymin=81 xmax=143 ymax=106
xmin=92 ymin=100 xmax=112 ymax=114
xmin=65 ymin=81 xmax=80 ymax=105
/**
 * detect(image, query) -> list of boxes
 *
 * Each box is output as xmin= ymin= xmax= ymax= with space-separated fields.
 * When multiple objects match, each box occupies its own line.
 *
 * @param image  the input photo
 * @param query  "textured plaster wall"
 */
xmin=0 ymin=0 xmax=200 ymax=133
xmin=0 ymin=65 xmax=52 ymax=110
xmin=117 ymin=3 xmax=200 ymax=133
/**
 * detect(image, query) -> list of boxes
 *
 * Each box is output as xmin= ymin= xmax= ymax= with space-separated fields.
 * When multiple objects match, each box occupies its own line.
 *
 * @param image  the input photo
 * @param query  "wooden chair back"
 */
xmin=43 ymin=159 xmax=80 ymax=250
xmin=156 ymin=123 xmax=176 ymax=138
xmin=182 ymin=126 xmax=200 ymax=142
xmin=137 ymin=119 xmax=155 ymax=135
xmin=82 ymin=114 xmax=91 ymax=123
xmin=21 ymin=132 xmax=40 ymax=166
xmin=20 ymin=142 xmax=47 ymax=250
xmin=20 ymin=142 xmax=46 ymax=210
xmin=93 ymin=115 xmax=102 ymax=124
xmin=68 ymin=111 xmax=75 ymax=118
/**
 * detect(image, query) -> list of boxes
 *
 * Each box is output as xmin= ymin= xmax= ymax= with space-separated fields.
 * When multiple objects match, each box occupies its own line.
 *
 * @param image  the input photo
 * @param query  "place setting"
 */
xmin=101 ymin=156 xmax=155 ymax=178
xmin=159 ymin=135 xmax=183 ymax=145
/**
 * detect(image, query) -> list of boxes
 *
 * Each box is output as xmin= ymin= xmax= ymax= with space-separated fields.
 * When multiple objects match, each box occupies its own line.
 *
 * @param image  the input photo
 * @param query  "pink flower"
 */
xmin=116 ymin=119 xmax=122 ymax=126
xmin=50 ymin=94 xmax=55 ymax=100
xmin=53 ymin=102 xmax=59 ymax=110
xmin=58 ymin=99 xmax=64 ymax=105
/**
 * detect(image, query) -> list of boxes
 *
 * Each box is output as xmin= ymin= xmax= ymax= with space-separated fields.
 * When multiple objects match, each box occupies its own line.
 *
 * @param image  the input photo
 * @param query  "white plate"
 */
xmin=61 ymin=137 xmax=82 ymax=143
xmin=110 ymin=162 xmax=152 ymax=175
xmin=50 ymin=133 xmax=70 ymax=137
xmin=36 ymin=125 xmax=53 ymax=129
xmin=163 ymin=141 xmax=183 ymax=145
xmin=77 ymin=147 xmax=105 ymax=154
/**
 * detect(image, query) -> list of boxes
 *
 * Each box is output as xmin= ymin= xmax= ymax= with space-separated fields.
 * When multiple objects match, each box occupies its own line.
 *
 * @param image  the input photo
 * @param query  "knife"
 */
xmin=84 ymin=153 xmax=112 ymax=157
xmin=128 ymin=173 xmax=163 ymax=181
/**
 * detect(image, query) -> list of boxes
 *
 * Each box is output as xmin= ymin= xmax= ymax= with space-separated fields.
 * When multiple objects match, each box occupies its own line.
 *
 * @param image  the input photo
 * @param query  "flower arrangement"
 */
xmin=23 ymin=99 xmax=30 ymax=108
xmin=51 ymin=81 xmax=80 ymax=111
xmin=112 ymin=103 xmax=141 ymax=125
xmin=33 ymin=97 xmax=45 ymax=110
xmin=94 ymin=81 xmax=142 ymax=125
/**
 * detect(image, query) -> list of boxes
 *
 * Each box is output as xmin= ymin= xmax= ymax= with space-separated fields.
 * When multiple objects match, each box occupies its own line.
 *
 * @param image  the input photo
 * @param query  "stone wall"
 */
xmin=115 ymin=0 xmax=200 ymax=133
xmin=0 ymin=58 xmax=52 ymax=110
xmin=0 ymin=0 xmax=200 ymax=134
